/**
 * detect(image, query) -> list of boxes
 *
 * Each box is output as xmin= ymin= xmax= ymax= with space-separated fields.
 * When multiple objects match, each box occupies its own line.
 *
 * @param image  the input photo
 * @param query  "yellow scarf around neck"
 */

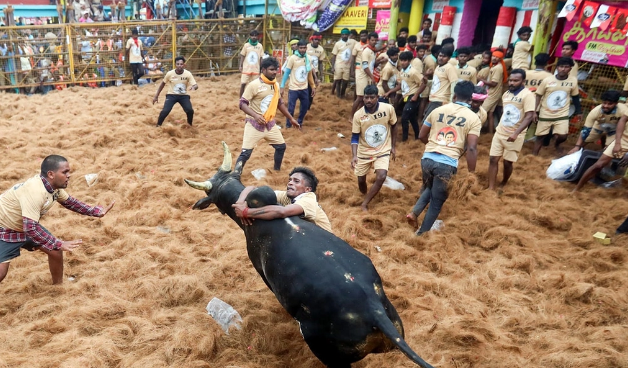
xmin=260 ymin=74 xmax=280 ymax=123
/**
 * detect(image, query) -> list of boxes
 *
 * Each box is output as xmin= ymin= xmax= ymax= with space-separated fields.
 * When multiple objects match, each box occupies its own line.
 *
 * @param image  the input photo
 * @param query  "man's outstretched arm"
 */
xmin=60 ymin=197 xmax=115 ymax=217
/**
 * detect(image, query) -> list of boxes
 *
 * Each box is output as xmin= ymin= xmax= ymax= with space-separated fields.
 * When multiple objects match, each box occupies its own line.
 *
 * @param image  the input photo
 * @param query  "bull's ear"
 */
xmin=192 ymin=197 xmax=213 ymax=210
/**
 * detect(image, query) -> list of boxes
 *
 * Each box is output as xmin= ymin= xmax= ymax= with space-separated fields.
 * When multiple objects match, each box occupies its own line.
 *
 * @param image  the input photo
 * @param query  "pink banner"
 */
xmin=559 ymin=3 xmax=628 ymax=68
xmin=375 ymin=10 xmax=390 ymax=40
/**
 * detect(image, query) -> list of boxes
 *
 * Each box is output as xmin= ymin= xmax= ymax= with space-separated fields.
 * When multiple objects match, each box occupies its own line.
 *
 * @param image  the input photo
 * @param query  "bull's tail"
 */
xmin=372 ymin=309 xmax=435 ymax=368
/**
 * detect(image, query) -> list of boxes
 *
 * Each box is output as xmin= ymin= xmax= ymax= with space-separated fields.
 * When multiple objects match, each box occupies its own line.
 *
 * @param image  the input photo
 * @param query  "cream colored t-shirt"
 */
xmin=352 ymin=42 xmax=367 ymax=67
xmin=358 ymin=46 xmax=376 ymax=79
xmin=377 ymin=61 xmax=399 ymax=96
xmin=525 ymin=69 xmax=553 ymax=91
xmin=583 ymin=104 xmax=628 ymax=143
xmin=332 ymin=39 xmax=352 ymax=70
xmin=285 ymin=54 xmax=310 ymax=91
xmin=352 ymin=102 xmax=397 ymax=158
xmin=399 ymin=65 xmax=424 ymax=98
xmin=0 ymin=175 xmax=69 ymax=231
xmin=536 ymin=75 xmax=579 ymax=119
xmin=411 ymin=58 xmax=423 ymax=74
xmin=242 ymin=77 xmax=279 ymax=119
xmin=275 ymin=191 xmax=332 ymax=233
xmin=429 ymin=63 xmax=458 ymax=102
xmin=306 ymin=43 xmax=327 ymax=70
xmin=512 ymin=40 xmax=532 ymax=69
xmin=424 ymin=103 xmax=482 ymax=160
xmin=456 ymin=64 xmax=477 ymax=84
xmin=497 ymin=88 xmax=536 ymax=136
xmin=240 ymin=42 xmax=264 ymax=75
xmin=163 ymin=69 xmax=197 ymax=95
xmin=476 ymin=106 xmax=487 ymax=124
xmin=125 ymin=38 xmax=143 ymax=63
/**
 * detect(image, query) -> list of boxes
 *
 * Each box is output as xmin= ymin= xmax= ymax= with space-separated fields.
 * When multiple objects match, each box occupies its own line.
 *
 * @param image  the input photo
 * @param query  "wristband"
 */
xmin=242 ymin=207 xmax=249 ymax=219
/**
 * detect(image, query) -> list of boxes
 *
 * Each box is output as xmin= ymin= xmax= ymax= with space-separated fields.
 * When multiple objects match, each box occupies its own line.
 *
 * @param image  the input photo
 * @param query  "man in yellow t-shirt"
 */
xmin=153 ymin=56 xmax=198 ymax=127
xmin=377 ymin=47 xmax=400 ymax=104
xmin=424 ymin=48 xmax=458 ymax=119
xmin=280 ymin=40 xmax=315 ymax=128
xmin=236 ymin=57 xmax=299 ymax=172
xmin=453 ymin=47 xmax=478 ymax=92
xmin=570 ymin=90 xmax=628 ymax=191
xmin=524 ymin=53 xmax=552 ymax=92
xmin=389 ymin=50 xmax=427 ymax=141
xmin=533 ymin=57 xmax=581 ymax=155
xmin=512 ymin=26 xmax=533 ymax=70
xmin=351 ymin=32 xmax=379 ymax=120
xmin=419 ymin=45 xmax=440 ymax=125
xmin=232 ymin=167 xmax=332 ymax=233
xmin=478 ymin=50 xmax=507 ymax=134
xmin=406 ymin=81 xmax=481 ymax=235
xmin=125 ymin=28 xmax=143 ymax=85
xmin=330 ymin=28 xmax=352 ymax=98
xmin=488 ymin=69 xmax=536 ymax=190
xmin=351 ymin=84 xmax=398 ymax=212
xmin=239 ymin=29 xmax=264 ymax=97
xmin=306 ymin=32 xmax=327 ymax=85
xmin=0 ymin=155 xmax=114 ymax=284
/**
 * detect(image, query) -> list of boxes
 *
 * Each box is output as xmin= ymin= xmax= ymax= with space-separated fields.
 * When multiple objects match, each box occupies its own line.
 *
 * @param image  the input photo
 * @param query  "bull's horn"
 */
xmin=184 ymin=179 xmax=213 ymax=192
xmin=220 ymin=141 xmax=232 ymax=172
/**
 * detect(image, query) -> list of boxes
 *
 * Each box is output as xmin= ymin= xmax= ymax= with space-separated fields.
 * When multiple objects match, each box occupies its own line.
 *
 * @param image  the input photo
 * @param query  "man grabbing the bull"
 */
xmin=231 ymin=167 xmax=332 ymax=233
xmin=0 ymin=155 xmax=115 ymax=284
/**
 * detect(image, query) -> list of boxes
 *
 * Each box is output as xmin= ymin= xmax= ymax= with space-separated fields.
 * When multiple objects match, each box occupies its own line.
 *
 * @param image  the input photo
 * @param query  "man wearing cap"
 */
xmin=478 ymin=50 xmax=507 ymax=134
xmin=331 ymin=29 xmax=352 ymax=98
xmin=239 ymin=29 xmax=264 ymax=97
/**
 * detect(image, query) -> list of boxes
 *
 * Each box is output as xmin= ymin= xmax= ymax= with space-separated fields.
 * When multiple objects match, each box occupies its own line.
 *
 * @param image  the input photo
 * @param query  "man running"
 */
xmin=153 ymin=56 xmax=198 ymax=127
xmin=236 ymin=57 xmax=299 ymax=172
xmin=389 ymin=50 xmax=427 ymax=141
xmin=406 ymin=81 xmax=481 ymax=235
xmin=307 ymin=32 xmax=327 ymax=106
xmin=281 ymin=40 xmax=315 ymax=128
xmin=126 ymin=28 xmax=143 ymax=85
xmin=330 ymin=28 xmax=352 ymax=98
xmin=239 ymin=29 xmax=264 ymax=97
xmin=488 ymin=69 xmax=536 ymax=190
xmin=533 ymin=57 xmax=581 ymax=155
xmin=0 ymin=155 xmax=114 ymax=284
xmin=351 ymin=85 xmax=398 ymax=211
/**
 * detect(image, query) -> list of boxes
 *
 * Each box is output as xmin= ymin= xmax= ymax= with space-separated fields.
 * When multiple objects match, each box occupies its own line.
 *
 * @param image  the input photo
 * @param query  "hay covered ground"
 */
xmin=0 ymin=74 xmax=627 ymax=368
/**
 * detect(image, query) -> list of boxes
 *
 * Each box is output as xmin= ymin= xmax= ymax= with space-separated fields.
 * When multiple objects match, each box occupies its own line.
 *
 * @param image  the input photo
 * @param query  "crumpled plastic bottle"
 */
xmin=431 ymin=220 xmax=444 ymax=231
xmin=251 ymin=169 xmax=267 ymax=180
xmin=206 ymin=297 xmax=243 ymax=335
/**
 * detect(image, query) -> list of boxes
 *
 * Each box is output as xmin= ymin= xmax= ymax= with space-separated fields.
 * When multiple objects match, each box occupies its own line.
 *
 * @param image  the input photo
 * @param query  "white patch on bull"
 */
xmin=373 ymin=283 xmax=382 ymax=296
xmin=284 ymin=218 xmax=300 ymax=232
xmin=324 ymin=250 xmax=333 ymax=256
xmin=298 ymin=321 xmax=304 ymax=337
xmin=344 ymin=273 xmax=355 ymax=282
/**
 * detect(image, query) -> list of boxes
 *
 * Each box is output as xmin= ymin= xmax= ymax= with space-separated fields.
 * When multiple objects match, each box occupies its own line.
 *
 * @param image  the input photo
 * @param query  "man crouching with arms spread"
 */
xmin=231 ymin=167 xmax=332 ymax=233
xmin=0 ymin=155 xmax=114 ymax=284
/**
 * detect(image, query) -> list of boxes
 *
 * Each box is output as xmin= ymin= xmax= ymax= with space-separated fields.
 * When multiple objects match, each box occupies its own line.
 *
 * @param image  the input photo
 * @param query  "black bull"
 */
xmin=185 ymin=142 xmax=434 ymax=368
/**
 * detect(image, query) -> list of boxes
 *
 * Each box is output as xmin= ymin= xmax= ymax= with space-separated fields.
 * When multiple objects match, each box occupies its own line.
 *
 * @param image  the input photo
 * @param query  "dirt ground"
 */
xmin=0 ymin=74 xmax=627 ymax=368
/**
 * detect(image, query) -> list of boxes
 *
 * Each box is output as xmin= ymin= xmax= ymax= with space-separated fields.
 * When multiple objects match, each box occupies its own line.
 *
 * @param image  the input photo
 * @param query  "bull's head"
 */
xmin=184 ymin=141 xmax=244 ymax=211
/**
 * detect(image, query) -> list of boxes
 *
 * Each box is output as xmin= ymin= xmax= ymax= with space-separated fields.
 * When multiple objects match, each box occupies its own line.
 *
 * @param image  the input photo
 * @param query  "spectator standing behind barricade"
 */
xmin=126 ymin=29 xmax=144 ymax=85
xmin=223 ymin=27 xmax=237 ymax=69
xmin=153 ymin=56 xmax=198 ymax=127
xmin=239 ymin=29 xmax=264 ymax=97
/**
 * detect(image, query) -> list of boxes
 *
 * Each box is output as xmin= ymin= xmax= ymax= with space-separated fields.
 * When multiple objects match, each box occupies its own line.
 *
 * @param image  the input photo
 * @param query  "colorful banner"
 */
xmin=432 ymin=0 xmax=449 ymax=12
xmin=369 ymin=0 xmax=391 ymax=8
xmin=558 ymin=0 xmax=582 ymax=20
xmin=375 ymin=10 xmax=390 ymax=40
xmin=333 ymin=6 xmax=369 ymax=33
xmin=559 ymin=14 xmax=628 ymax=67
xmin=579 ymin=1 xmax=600 ymax=27
xmin=590 ymin=5 xmax=615 ymax=31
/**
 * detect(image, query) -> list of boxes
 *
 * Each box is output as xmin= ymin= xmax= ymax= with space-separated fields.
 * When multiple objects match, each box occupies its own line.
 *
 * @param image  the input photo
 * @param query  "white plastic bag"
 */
xmin=546 ymin=149 xmax=582 ymax=180
xmin=320 ymin=147 xmax=337 ymax=152
xmin=431 ymin=220 xmax=444 ymax=231
xmin=206 ymin=297 xmax=243 ymax=334
xmin=382 ymin=177 xmax=405 ymax=190
xmin=84 ymin=173 xmax=98 ymax=187
xmin=251 ymin=168 xmax=267 ymax=180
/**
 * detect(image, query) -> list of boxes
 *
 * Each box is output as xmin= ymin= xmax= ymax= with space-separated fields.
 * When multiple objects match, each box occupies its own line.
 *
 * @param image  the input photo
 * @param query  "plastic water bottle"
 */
xmin=206 ymin=298 xmax=242 ymax=335
xmin=431 ymin=220 xmax=444 ymax=231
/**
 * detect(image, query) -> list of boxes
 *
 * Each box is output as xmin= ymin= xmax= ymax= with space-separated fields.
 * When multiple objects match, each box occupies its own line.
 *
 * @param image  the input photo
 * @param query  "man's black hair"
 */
xmin=416 ymin=44 xmax=429 ymax=51
xmin=297 ymin=40 xmax=308 ymax=47
xmin=364 ymin=84 xmax=379 ymax=96
xmin=510 ymin=68 xmax=526 ymax=80
xmin=440 ymin=47 xmax=453 ymax=58
xmin=250 ymin=29 xmax=259 ymax=36
xmin=41 ymin=155 xmax=68 ymax=176
xmin=556 ymin=57 xmax=575 ymax=67
xmin=261 ymin=57 xmax=279 ymax=70
xmin=399 ymin=27 xmax=409 ymax=33
xmin=386 ymin=47 xmax=400 ymax=57
xmin=456 ymin=47 xmax=471 ymax=56
xmin=399 ymin=51 xmax=413 ymax=61
xmin=422 ymin=29 xmax=432 ymax=37
xmin=359 ymin=29 xmax=369 ymax=35
xmin=175 ymin=56 xmax=186 ymax=63
xmin=407 ymin=35 xmax=417 ymax=43
xmin=290 ymin=167 xmax=319 ymax=193
xmin=313 ymin=31 xmax=322 ymax=37
xmin=563 ymin=40 xmax=578 ymax=51
xmin=350 ymin=29 xmax=358 ymax=36
xmin=368 ymin=32 xmax=379 ymax=40
xmin=517 ymin=26 xmax=533 ymax=35
xmin=601 ymin=90 xmax=621 ymax=103
xmin=454 ymin=80 xmax=474 ymax=101
xmin=534 ymin=53 xmax=550 ymax=67
xmin=431 ymin=45 xmax=441 ymax=57
xmin=423 ymin=18 xmax=433 ymax=24
xmin=131 ymin=29 xmax=139 ymax=35
xmin=473 ymin=85 xmax=487 ymax=96
xmin=441 ymin=37 xmax=454 ymax=46
xmin=397 ymin=36 xmax=407 ymax=48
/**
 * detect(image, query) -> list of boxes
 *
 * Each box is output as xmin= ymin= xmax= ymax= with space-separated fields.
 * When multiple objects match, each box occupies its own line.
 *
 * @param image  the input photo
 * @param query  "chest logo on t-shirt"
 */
xmin=502 ymin=104 xmax=521 ymax=127
xmin=341 ymin=48 xmax=351 ymax=61
xmin=260 ymin=94 xmax=273 ymax=113
xmin=310 ymin=55 xmax=319 ymax=68
xmin=295 ymin=65 xmax=307 ymax=83
xmin=365 ymin=124 xmax=387 ymax=148
xmin=547 ymin=90 xmax=568 ymax=110
xmin=401 ymin=79 xmax=410 ymax=96
xmin=431 ymin=75 xmax=441 ymax=94
xmin=246 ymin=51 xmax=259 ymax=65
xmin=387 ymin=75 xmax=397 ymax=89
xmin=174 ymin=83 xmax=187 ymax=94
xmin=436 ymin=126 xmax=458 ymax=147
